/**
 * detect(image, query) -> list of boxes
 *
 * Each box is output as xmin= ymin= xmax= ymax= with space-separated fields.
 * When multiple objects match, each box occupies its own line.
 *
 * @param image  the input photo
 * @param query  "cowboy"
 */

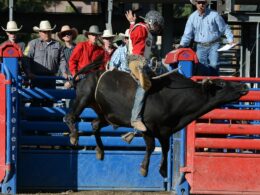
xmin=69 ymin=25 xmax=105 ymax=78
xmin=108 ymin=29 xmax=130 ymax=72
xmin=125 ymin=10 xmax=164 ymax=132
xmin=1 ymin=20 xmax=25 ymax=51
xmin=23 ymin=20 xmax=66 ymax=106
xmin=101 ymin=29 xmax=116 ymax=65
xmin=57 ymin=25 xmax=78 ymax=88
xmin=179 ymin=0 xmax=234 ymax=76
xmin=24 ymin=20 xmax=66 ymax=80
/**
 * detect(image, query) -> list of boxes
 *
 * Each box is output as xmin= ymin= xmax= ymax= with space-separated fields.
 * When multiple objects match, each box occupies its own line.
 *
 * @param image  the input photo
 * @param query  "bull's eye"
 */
xmin=219 ymin=81 xmax=226 ymax=87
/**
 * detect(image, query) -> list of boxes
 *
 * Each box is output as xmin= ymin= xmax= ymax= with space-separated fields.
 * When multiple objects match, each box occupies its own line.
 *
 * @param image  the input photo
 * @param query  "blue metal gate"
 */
xmin=0 ymin=44 xmax=194 ymax=194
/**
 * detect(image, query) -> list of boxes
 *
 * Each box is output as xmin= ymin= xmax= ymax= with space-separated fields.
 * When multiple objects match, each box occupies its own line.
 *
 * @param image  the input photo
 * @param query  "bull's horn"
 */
xmin=202 ymin=77 xmax=213 ymax=85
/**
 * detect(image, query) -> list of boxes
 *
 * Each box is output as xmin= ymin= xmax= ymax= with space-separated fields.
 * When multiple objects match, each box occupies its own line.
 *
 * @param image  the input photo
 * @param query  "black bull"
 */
xmin=64 ymin=68 xmax=249 ymax=177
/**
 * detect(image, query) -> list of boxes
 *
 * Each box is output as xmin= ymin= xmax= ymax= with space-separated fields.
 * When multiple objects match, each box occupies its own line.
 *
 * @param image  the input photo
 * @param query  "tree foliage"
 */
xmin=1 ymin=0 xmax=60 ymax=12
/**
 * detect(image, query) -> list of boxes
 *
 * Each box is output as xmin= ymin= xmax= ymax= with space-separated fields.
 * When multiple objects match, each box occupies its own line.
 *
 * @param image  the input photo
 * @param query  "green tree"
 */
xmin=1 ymin=0 xmax=60 ymax=12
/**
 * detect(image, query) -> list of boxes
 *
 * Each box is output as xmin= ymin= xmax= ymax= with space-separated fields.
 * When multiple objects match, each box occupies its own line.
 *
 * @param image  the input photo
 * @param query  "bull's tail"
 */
xmin=72 ymin=55 xmax=104 ymax=86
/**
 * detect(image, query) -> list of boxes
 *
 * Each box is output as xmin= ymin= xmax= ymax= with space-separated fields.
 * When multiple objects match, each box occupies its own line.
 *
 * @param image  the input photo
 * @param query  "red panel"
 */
xmin=0 ymin=42 xmax=23 ymax=58
xmin=192 ymin=76 xmax=260 ymax=83
xmin=195 ymin=138 xmax=260 ymax=150
xmin=184 ymin=77 xmax=260 ymax=194
xmin=240 ymin=91 xmax=260 ymax=101
xmin=196 ymin=123 xmax=260 ymax=135
xmin=0 ymin=74 xmax=6 ymax=182
xmin=164 ymin=48 xmax=198 ymax=64
xmin=201 ymin=109 xmax=260 ymax=120
xmin=190 ymin=155 xmax=260 ymax=193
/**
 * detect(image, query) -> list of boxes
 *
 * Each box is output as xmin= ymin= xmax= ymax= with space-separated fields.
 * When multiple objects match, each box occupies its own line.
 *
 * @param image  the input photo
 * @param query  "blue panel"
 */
xmin=21 ymin=121 xmax=133 ymax=133
xmin=19 ymin=88 xmax=75 ymax=100
xmin=18 ymin=150 xmax=166 ymax=191
xmin=20 ymin=136 xmax=161 ymax=148
xmin=178 ymin=61 xmax=193 ymax=78
xmin=22 ymin=107 xmax=97 ymax=119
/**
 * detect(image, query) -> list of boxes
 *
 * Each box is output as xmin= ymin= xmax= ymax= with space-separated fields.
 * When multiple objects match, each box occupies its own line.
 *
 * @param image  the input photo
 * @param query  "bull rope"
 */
xmin=94 ymin=70 xmax=111 ymax=100
xmin=151 ymin=66 xmax=180 ymax=80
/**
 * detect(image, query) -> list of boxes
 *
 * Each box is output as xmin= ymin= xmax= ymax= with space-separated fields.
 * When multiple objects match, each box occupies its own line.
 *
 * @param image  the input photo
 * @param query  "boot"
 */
xmin=131 ymin=120 xmax=147 ymax=132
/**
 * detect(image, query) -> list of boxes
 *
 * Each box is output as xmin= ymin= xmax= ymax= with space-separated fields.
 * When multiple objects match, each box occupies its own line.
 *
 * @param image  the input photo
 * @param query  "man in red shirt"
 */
xmin=125 ymin=10 xmax=164 ymax=131
xmin=69 ymin=25 xmax=105 ymax=77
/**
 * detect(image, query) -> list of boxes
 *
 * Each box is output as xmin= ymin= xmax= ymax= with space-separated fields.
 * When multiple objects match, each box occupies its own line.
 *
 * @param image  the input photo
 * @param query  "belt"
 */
xmin=197 ymin=38 xmax=220 ymax=47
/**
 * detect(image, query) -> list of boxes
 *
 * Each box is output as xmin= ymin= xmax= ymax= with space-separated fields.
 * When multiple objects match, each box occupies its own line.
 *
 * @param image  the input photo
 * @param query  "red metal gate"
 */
xmin=182 ymin=77 xmax=260 ymax=194
xmin=0 ymin=73 xmax=6 ymax=182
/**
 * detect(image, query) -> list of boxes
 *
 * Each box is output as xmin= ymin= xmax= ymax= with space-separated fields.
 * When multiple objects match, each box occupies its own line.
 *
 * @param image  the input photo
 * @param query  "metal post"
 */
xmin=106 ymin=0 xmax=113 ymax=31
xmin=9 ymin=0 xmax=14 ymax=21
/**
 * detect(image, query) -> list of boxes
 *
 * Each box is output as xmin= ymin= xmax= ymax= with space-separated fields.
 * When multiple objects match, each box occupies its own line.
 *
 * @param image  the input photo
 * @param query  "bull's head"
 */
xmin=202 ymin=78 xmax=249 ymax=103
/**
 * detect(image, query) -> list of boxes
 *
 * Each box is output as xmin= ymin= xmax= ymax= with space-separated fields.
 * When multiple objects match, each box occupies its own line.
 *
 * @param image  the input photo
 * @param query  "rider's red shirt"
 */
xmin=129 ymin=22 xmax=148 ymax=56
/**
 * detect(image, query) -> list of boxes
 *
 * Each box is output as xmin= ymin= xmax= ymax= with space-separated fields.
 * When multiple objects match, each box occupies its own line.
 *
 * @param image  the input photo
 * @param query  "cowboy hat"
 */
xmin=33 ymin=20 xmax=56 ymax=32
xmin=84 ymin=25 xmax=102 ymax=36
xmin=190 ymin=0 xmax=210 ymax=5
xmin=119 ymin=29 xmax=129 ymax=38
xmin=1 ymin=21 xmax=22 ymax=32
xmin=101 ymin=29 xmax=115 ymax=38
xmin=58 ymin=25 xmax=78 ymax=40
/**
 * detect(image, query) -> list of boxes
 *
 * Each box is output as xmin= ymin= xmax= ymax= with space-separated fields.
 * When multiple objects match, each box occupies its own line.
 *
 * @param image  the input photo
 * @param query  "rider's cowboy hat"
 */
xmin=190 ymin=0 xmax=210 ymax=5
xmin=33 ymin=20 xmax=56 ymax=32
xmin=101 ymin=29 xmax=115 ymax=38
xmin=58 ymin=25 xmax=78 ymax=40
xmin=119 ymin=29 xmax=129 ymax=38
xmin=1 ymin=21 xmax=22 ymax=32
xmin=84 ymin=25 xmax=102 ymax=36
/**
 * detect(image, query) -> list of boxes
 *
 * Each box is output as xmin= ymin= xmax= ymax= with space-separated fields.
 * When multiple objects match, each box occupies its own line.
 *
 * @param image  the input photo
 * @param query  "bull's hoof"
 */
xmin=140 ymin=166 xmax=148 ymax=177
xmin=69 ymin=133 xmax=78 ymax=145
xmin=159 ymin=167 xmax=167 ymax=178
xmin=95 ymin=147 xmax=104 ymax=160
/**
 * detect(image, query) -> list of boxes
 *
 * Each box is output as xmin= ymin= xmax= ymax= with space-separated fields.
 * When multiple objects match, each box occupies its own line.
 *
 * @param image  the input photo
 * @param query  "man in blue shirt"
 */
xmin=179 ymin=0 xmax=234 ymax=75
xmin=108 ymin=29 xmax=130 ymax=73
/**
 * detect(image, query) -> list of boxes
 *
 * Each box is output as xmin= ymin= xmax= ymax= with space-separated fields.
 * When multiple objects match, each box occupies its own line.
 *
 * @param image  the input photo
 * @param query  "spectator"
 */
xmin=125 ymin=10 xmax=164 ymax=131
xmin=179 ymin=0 xmax=234 ymax=76
xmin=1 ymin=20 xmax=25 ymax=51
xmin=108 ymin=29 xmax=130 ymax=72
xmin=24 ymin=20 xmax=66 ymax=106
xmin=1 ymin=21 xmax=26 ymax=75
xmin=69 ymin=25 xmax=105 ymax=78
xmin=57 ymin=25 xmax=78 ymax=88
xmin=24 ymin=20 xmax=66 ymax=81
xmin=101 ymin=29 xmax=116 ymax=66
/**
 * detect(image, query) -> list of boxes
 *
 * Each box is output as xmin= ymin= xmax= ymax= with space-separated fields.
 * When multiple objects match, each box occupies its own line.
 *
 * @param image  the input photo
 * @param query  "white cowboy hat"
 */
xmin=84 ymin=25 xmax=102 ymax=36
xmin=1 ymin=21 xmax=22 ymax=32
xmin=119 ymin=29 xmax=129 ymax=38
xmin=190 ymin=0 xmax=210 ymax=5
xmin=102 ymin=29 xmax=115 ymax=38
xmin=58 ymin=25 xmax=78 ymax=41
xmin=33 ymin=20 xmax=56 ymax=32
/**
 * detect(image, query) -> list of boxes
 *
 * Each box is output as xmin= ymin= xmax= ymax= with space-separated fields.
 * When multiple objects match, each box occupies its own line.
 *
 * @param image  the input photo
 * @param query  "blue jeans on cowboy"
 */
xmin=196 ymin=42 xmax=220 ymax=76
xmin=131 ymin=81 xmax=146 ymax=123
xmin=130 ymin=63 xmax=152 ymax=131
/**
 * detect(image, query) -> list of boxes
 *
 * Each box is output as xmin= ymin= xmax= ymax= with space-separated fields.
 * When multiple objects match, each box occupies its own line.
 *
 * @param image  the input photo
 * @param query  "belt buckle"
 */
xmin=201 ymin=42 xmax=211 ymax=47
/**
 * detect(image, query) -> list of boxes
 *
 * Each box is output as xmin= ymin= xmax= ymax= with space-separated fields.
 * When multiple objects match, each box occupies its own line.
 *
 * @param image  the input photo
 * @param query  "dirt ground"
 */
xmin=19 ymin=191 xmax=173 ymax=195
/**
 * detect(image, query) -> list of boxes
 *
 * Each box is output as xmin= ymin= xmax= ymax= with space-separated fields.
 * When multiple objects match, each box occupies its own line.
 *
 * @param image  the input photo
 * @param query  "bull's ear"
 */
xmin=202 ymin=77 xmax=213 ymax=92
xmin=202 ymin=77 xmax=213 ymax=85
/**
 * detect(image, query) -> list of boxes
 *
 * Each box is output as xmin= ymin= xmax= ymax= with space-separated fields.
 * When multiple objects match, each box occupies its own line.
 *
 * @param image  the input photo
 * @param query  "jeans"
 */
xmin=131 ymin=83 xmax=146 ymax=122
xmin=196 ymin=42 xmax=220 ymax=76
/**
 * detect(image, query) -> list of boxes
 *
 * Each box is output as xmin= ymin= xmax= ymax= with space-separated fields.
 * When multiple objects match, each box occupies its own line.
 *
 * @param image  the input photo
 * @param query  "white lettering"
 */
xmin=11 ymin=117 xmax=16 ymax=123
